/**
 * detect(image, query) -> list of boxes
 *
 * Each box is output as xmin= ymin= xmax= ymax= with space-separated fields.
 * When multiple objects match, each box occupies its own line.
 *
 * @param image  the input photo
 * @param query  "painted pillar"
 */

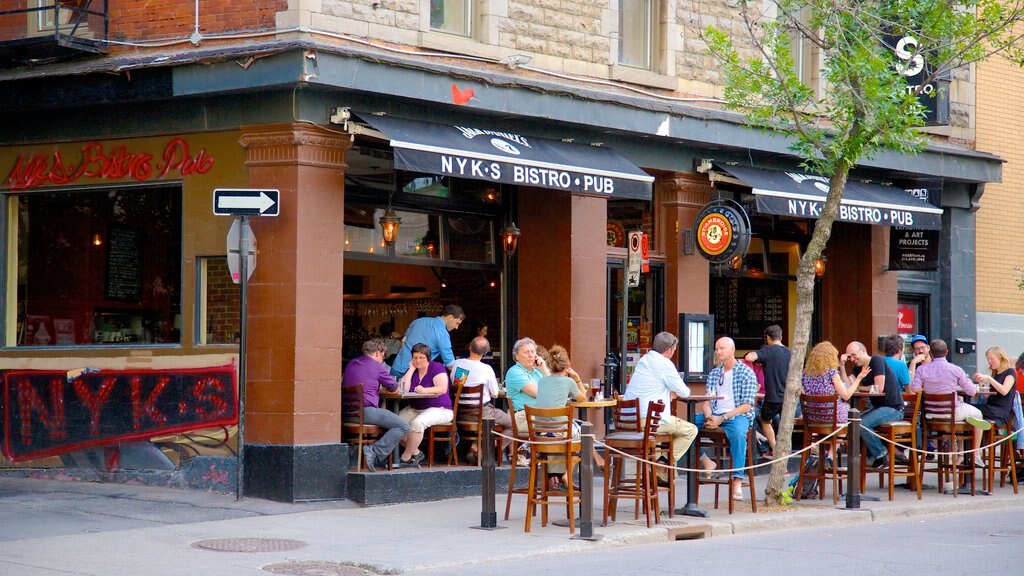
xmin=238 ymin=124 xmax=350 ymax=502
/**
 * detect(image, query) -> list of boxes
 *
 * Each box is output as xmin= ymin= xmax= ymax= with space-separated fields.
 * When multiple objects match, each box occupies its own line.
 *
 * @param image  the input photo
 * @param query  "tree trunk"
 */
xmin=763 ymin=163 xmax=851 ymax=505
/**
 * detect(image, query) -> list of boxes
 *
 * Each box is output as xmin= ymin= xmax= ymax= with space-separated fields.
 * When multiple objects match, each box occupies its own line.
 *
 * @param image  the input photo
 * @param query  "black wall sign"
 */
xmin=887 ymin=33 xmax=950 ymax=126
xmin=889 ymin=227 xmax=940 ymax=271
xmin=3 ymin=365 xmax=238 ymax=461
xmin=711 ymin=277 xmax=789 ymax=350
xmin=693 ymin=201 xmax=751 ymax=264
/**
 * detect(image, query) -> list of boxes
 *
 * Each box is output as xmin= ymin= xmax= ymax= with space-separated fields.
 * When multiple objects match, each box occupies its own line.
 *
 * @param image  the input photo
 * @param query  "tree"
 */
xmin=698 ymin=0 xmax=1024 ymax=505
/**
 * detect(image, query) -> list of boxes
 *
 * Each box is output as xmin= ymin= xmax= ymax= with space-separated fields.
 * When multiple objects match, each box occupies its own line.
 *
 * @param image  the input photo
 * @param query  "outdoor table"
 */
xmin=378 ymin=389 xmax=442 ymax=462
xmin=851 ymin=390 xmax=885 ymax=412
xmin=549 ymin=398 xmax=617 ymax=529
xmin=673 ymin=395 xmax=722 ymax=518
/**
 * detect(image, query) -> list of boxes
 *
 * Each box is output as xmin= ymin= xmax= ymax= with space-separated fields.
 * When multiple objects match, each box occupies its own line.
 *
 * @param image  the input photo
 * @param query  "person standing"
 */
xmin=841 ymin=341 xmax=906 ymax=469
xmin=624 ymin=331 xmax=699 ymax=482
xmin=342 ymin=338 xmax=411 ymax=472
xmin=744 ymin=325 xmax=791 ymax=456
xmin=698 ymin=337 xmax=758 ymax=501
xmin=390 ymin=304 xmax=465 ymax=377
xmin=450 ymin=336 xmax=512 ymax=463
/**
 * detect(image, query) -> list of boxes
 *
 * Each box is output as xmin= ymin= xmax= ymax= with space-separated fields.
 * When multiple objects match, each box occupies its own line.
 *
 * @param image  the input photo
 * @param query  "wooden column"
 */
xmin=237 ymin=124 xmax=350 ymax=502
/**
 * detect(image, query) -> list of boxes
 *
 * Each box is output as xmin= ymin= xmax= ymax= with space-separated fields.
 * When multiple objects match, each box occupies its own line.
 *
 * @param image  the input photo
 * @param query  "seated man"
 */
xmin=450 ymin=336 xmax=513 ymax=463
xmin=342 ymin=338 xmax=410 ymax=472
xmin=623 ymin=331 xmax=698 ymax=483
xmin=696 ymin=337 xmax=757 ymax=500
xmin=841 ymin=340 xmax=906 ymax=469
xmin=397 ymin=343 xmax=455 ymax=467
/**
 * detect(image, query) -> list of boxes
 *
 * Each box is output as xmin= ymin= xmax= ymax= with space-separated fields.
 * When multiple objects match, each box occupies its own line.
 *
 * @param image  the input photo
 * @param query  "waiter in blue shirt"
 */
xmin=390 ymin=304 xmax=465 ymax=377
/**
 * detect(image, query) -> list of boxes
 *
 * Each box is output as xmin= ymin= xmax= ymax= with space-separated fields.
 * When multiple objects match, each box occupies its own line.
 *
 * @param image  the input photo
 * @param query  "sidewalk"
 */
xmin=1 ymin=469 xmax=1021 ymax=576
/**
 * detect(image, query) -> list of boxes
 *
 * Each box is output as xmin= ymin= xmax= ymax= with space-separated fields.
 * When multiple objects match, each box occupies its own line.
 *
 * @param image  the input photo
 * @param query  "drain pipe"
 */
xmin=189 ymin=0 xmax=202 ymax=45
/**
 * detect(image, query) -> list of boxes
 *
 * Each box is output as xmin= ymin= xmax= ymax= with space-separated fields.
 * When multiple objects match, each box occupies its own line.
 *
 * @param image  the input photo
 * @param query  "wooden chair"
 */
xmin=504 ymin=407 xmax=534 ymax=521
xmin=523 ymin=405 xmax=581 ymax=533
xmin=920 ymin=392 xmax=976 ymax=496
xmin=981 ymin=407 xmax=1019 ymax=493
xmin=341 ymin=384 xmax=392 ymax=471
xmin=455 ymin=384 xmax=484 ymax=464
xmin=425 ymin=377 xmax=463 ymax=467
xmin=796 ymin=393 xmax=848 ymax=505
xmin=601 ymin=396 xmax=641 ymax=522
xmin=694 ymin=405 xmax=759 ymax=514
xmin=872 ymin=392 xmax=923 ymax=501
xmin=603 ymin=400 xmax=664 ymax=528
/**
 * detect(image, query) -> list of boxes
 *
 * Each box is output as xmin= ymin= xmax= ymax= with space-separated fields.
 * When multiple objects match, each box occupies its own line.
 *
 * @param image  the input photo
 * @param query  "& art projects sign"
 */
xmin=2 ymin=365 xmax=237 ymax=461
xmin=4 ymin=138 xmax=215 ymax=192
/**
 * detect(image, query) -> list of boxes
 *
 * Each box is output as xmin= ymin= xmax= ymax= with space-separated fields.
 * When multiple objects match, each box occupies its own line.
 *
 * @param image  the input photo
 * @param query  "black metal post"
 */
xmin=846 ymin=408 xmax=861 ymax=509
xmin=472 ymin=417 xmax=504 ymax=530
xmin=236 ymin=215 xmax=248 ymax=501
xmin=573 ymin=422 xmax=602 ymax=540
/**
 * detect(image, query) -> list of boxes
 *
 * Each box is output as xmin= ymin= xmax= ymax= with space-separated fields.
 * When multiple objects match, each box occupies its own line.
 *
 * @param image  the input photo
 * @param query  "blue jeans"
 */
xmin=362 ymin=406 xmax=411 ymax=461
xmin=860 ymin=406 xmax=904 ymax=460
xmin=695 ymin=414 xmax=751 ymax=479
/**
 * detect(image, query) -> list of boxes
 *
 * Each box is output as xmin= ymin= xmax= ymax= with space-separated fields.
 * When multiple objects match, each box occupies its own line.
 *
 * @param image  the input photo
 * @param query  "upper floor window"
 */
xmin=619 ymin=0 xmax=656 ymax=69
xmin=431 ymin=0 xmax=471 ymax=36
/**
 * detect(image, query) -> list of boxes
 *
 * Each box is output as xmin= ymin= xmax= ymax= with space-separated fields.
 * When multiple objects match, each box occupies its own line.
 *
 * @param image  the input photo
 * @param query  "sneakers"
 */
xmin=869 ymin=456 xmax=889 ymax=470
xmin=974 ymin=456 xmax=986 ymax=469
xmin=400 ymin=451 xmax=424 ymax=468
xmin=893 ymin=451 xmax=910 ymax=466
xmin=362 ymin=446 xmax=378 ymax=473
xmin=516 ymin=454 xmax=531 ymax=467
xmin=966 ymin=416 xmax=992 ymax=431
xmin=942 ymin=481 xmax=956 ymax=494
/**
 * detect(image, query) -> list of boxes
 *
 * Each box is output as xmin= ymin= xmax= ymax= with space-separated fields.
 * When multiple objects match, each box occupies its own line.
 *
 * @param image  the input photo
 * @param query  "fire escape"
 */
xmin=0 ymin=1 xmax=108 ymax=68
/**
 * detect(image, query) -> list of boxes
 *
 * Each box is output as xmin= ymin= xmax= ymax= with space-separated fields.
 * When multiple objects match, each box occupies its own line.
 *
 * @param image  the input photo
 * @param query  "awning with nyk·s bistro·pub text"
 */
xmin=356 ymin=113 xmax=654 ymax=200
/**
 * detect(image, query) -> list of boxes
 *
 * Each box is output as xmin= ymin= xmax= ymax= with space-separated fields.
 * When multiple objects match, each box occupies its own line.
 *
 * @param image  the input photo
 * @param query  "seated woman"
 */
xmin=397 ymin=342 xmax=454 ymax=467
xmin=801 ymin=341 xmax=869 ymax=466
xmin=533 ymin=345 xmax=588 ymax=490
xmin=973 ymin=346 xmax=1017 ymax=468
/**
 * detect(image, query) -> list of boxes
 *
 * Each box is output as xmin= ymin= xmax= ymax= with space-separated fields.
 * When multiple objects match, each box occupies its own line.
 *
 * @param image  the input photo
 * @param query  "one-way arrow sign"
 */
xmin=213 ymin=189 xmax=280 ymax=216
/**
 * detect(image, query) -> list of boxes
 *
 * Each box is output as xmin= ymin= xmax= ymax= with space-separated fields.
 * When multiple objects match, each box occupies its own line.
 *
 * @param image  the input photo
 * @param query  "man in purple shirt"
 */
xmin=908 ymin=339 xmax=991 ymax=469
xmin=343 ymin=338 xmax=410 ymax=472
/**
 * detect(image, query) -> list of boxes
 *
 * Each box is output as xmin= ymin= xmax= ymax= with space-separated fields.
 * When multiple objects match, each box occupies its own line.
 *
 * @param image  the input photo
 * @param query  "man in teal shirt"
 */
xmin=390 ymin=304 xmax=465 ymax=377
xmin=505 ymin=337 xmax=549 ymax=435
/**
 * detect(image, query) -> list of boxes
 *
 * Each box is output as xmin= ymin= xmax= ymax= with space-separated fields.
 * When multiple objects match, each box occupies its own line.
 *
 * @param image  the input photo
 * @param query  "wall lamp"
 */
xmin=815 ymin=255 xmax=828 ymax=277
xmin=501 ymin=221 xmax=521 ymax=256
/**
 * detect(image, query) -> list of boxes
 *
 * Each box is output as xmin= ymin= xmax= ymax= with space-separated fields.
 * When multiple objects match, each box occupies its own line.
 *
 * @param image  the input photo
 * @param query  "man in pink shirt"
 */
xmin=908 ymin=339 xmax=991 ymax=469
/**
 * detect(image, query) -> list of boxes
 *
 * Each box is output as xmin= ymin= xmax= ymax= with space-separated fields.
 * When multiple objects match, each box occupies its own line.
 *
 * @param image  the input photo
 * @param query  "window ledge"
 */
xmin=610 ymin=65 xmax=678 ymax=91
xmin=419 ymin=30 xmax=503 ymax=61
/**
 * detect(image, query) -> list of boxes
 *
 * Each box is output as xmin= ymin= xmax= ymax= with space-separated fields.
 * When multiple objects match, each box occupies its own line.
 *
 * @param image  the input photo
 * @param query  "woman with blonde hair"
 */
xmin=973 ymin=346 xmax=1017 ymax=428
xmin=802 ymin=341 xmax=870 ymax=466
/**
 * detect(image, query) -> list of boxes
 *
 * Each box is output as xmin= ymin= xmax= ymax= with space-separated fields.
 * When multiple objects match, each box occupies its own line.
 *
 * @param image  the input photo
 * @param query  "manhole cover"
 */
xmin=193 ymin=538 xmax=307 ymax=553
xmin=263 ymin=561 xmax=385 ymax=575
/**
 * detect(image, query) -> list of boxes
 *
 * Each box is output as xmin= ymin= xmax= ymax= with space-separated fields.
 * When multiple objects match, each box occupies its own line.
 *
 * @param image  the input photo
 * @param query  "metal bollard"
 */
xmin=846 ymin=409 xmax=861 ymax=509
xmin=472 ymin=417 xmax=504 ymax=530
xmin=573 ymin=421 xmax=602 ymax=540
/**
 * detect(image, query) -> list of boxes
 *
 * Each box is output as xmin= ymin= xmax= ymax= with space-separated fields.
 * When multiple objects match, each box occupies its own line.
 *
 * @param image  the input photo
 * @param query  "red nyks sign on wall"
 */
xmin=2 ymin=365 xmax=237 ymax=461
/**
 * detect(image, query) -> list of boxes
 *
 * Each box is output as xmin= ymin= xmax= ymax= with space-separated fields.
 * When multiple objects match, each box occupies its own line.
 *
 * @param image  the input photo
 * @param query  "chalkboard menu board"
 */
xmin=105 ymin=224 xmax=143 ymax=302
xmin=711 ymin=277 xmax=789 ymax=350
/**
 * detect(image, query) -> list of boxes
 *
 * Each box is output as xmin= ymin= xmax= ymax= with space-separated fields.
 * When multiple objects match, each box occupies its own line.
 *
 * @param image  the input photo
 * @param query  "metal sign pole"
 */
xmin=620 ymin=270 xmax=628 ymax=395
xmin=236 ymin=215 xmax=249 ymax=501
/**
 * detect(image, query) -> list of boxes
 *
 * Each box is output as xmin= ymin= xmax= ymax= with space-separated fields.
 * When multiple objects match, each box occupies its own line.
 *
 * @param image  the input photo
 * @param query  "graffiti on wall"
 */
xmin=4 ymin=138 xmax=215 ymax=191
xmin=2 ymin=365 xmax=237 ymax=461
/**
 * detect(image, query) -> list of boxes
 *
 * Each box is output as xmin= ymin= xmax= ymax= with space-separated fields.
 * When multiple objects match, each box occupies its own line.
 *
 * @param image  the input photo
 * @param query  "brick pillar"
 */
xmin=238 ymin=124 xmax=350 ymax=502
xmin=661 ymin=174 xmax=712 ymax=333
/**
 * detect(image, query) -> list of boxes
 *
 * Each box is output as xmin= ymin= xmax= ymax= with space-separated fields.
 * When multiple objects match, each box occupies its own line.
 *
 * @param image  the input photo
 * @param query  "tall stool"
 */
xmin=603 ymin=400 xmax=665 ymax=528
xmin=523 ymin=405 xmax=580 ymax=533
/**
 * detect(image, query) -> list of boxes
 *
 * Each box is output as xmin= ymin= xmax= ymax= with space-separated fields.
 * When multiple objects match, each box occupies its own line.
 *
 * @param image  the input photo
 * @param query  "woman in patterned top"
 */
xmin=802 ymin=341 xmax=870 ymax=464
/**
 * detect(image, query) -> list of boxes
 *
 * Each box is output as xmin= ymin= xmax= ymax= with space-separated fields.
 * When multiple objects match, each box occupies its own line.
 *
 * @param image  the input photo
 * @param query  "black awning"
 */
xmin=719 ymin=165 xmax=943 ymax=230
xmin=358 ymin=114 xmax=654 ymax=200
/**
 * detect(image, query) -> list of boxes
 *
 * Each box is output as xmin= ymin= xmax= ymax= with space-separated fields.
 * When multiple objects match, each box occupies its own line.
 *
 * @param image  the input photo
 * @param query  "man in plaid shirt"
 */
xmin=698 ymin=336 xmax=758 ymax=500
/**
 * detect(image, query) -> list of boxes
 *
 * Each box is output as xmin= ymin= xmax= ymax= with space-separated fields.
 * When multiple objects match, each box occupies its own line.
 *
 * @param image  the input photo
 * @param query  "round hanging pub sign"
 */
xmin=693 ymin=201 xmax=751 ymax=264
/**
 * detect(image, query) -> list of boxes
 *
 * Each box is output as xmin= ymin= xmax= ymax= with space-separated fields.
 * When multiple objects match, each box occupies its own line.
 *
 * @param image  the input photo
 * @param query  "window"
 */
xmin=10 ymin=185 xmax=182 ymax=347
xmin=197 ymin=256 xmax=239 ymax=345
xmin=26 ymin=0 xmax=93 ymax=38
xmin=618 ymin=0 xmax=655 ymax=68
xmin=608 ymin=199 xmax=655 ymax=248
xmin=786 ymin=7 xmax=817 ymax=88
xmin=431 ymin=0 xmax=471 ymax=36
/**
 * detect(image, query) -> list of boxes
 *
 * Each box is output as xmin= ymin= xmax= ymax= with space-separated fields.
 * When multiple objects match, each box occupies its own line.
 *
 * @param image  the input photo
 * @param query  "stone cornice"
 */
xmin=659 ymin=174 xmax=713 ymax=207
xmin=239 ymin=124 xmax=351 ymax=169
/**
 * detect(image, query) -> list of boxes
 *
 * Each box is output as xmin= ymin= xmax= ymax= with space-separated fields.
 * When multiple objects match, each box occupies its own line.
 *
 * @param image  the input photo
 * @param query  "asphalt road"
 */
xmin=413 ymin=508 xmax=1024 ymax=576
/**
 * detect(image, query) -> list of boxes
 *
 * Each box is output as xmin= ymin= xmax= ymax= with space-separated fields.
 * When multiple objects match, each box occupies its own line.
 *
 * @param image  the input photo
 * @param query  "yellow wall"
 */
xmin=976 ymin=54 xmax=1024 ymax=314
xmin=0 ymin=131 xmax=248 ymax=368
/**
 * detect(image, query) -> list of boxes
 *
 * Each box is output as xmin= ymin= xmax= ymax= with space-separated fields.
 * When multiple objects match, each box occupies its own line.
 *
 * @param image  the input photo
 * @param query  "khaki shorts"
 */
xmin=399 ymin=406 xmax=454 ymax=433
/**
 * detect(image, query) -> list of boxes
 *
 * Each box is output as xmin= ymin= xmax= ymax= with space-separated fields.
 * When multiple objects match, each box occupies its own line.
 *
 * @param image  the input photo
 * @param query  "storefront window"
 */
xmin=11 ymin=186 xmax=182 ymax=347
xmin=608 ymin=199 xmax=654 ymax=248
xmin=197 ymin=256 xmax=240 ymax=345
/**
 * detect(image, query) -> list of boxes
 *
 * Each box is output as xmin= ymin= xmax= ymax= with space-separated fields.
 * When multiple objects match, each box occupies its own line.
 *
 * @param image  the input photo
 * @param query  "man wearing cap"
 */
xmin=908 ymin=334 xmax=931 ymax=381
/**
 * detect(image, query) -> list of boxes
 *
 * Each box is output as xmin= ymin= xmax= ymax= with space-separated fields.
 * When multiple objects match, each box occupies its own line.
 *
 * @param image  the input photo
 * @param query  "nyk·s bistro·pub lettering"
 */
xmin=2 ymin=366 xmax=237 ymax=461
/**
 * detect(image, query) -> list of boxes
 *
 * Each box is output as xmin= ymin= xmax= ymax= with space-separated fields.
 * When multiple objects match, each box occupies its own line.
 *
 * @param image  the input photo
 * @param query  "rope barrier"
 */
xmin=492 ymin=423 xmax=851 ymax=474
xmin=859 ymin=424 xmax=1024 ymax=457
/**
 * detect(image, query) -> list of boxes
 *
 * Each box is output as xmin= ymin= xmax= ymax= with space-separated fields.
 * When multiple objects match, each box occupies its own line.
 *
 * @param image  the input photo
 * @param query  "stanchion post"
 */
xmin=846 ymin=409 xmax=861 ymax=509
xmin=573 ymin=421 xmax=602 ymax=541
xmin=472 ymin=417 xmax=504 ymax=530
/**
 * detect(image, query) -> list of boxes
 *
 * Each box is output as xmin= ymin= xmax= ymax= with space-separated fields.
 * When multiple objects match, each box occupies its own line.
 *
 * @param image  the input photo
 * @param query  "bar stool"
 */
xmin=523 ymin=405 xmax=581 ymax=533
xmin=872 ymin=392 xmax=923 ymax=501
xmin=797 ymin=393 xmax=847 ymax=505
xmin=602 ymin=400 xmax=664 ymax=528
xmin=981 ymin=414 xmax=1019 ymax=493
xmin=920 ymin=392 xmax=976 ymax=496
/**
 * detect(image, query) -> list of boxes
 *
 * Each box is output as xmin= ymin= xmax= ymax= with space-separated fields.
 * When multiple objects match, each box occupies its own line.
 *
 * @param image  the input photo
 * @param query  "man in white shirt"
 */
xmin=450 ymin=336 xmax=512 ymax=464
xmin=624 ymin=332 xmax=699 ymax=481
